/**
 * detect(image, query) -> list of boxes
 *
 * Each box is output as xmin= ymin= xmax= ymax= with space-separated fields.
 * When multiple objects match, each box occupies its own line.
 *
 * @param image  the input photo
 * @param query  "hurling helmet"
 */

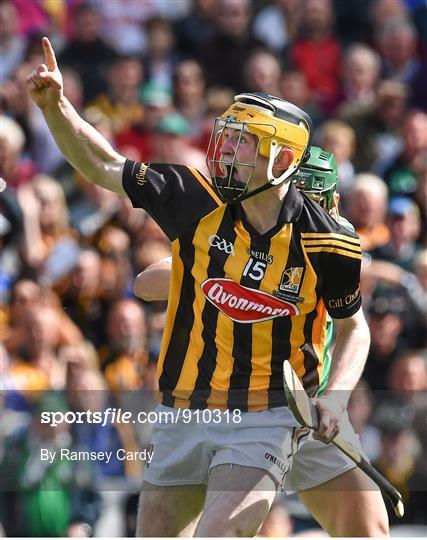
xmin=293 ymin=146 xmax=338 ymax=211
xmin=206 ymin=92 xmax=312 ymax=203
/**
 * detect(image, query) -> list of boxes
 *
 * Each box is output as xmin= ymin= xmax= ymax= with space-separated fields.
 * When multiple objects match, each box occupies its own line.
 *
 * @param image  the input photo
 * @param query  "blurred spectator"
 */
xmin=376 ymin=18 xmax=420 ymax=86
xmin=388 ymin=349 xmax=427 ymax=408
xmin=16 ymin=174 xmax=80 ymax=283
xmin=62 ymin=67 xmax=84 ymax=111
xmin=151 ymin=111 xmax=208 ymax=173
xmin=0 ymin=114 xmax=38 ymax=188
xmin=8 ymin=307 xmax=66 ymax=397
xmin=88 ymin=54 xmax=144 ymax=135
xmin=364 ymin=286 xmax=411 ymax=390
xmin=332 ymin=0 xmax=373 ymax=44
xmin=2 ymin=60 xmax=66 ymax=175
xmin=290 ymin=0 xmax=341 ymax=114
xmin=115 ymin=197 xmax=150 ymax=244
xmin=58 ymin=3 xmax=117 ymax=104
xmin=69 ymin=167 xmax=122 ymax=240
xmin=65 ymin=350 xmax=130 ymax=479
xmin=348 ymin=379 xmax=382 ymax=461
xmin=115 ymin=81 xmax=173 ymax=162
xmin=4 ymin=278 xmax=82 ymax=359
xmin=0 ymin=0 xmax=26 ymax=82
xmin=133 ymin=240 xmax=171 ymax=278
xmin=244 ymin=50 xmax=282 ymax=97
xmin=199 ymin=0 xmax=263 ymax=91
xmin=95 ymin=225 xmax=133 ymax=301
xmin=253 ymin=0 xmax=303 ymax=54
xmin=95 ymin=0 xmax=150 ymax=55
xmin=173 ymin=59 xmax=206 ymax=139
xmin=338 ymin=43 xmax=381 ymax=116
xmin=372 ymin=401 xmax=417 ymax=514
xmin=174 ymin=0 xmax=217 ymax=59
xmin=143 ymin=16 xmax=177 ymax=90
xmin=194 ymin=85 xmax=235 ymax=152
xmin=371 ymin=196 xmax=421 ymax=271
xmin=361 ymin=257 xmax=427 ymax=326
xmin=410 ymin=55 xmax=427 ymax=111
xmin=0 ymin=185 xmax=23 ymax=287
xmin=414 ymin=167 xmax=427 ymax=235
xmin=99 ymin=299 xmax=149 ymax=392
xmin=60 ymin=340 xmax=99 ymax=373
xmin=407 ymin=403 xmax=427 ymax=524
xmin=380 ymin=109 xmax=427 ymax=197
xmin=11 ymin=0 xmax=53 ymax=36
xmin=95 ymin=0 xmax=189 ymax=56
xmin=369 ymin=0 xmax=410 ymax=34
xmin=343 ymin=80 xmax=407 ymax=172
xmin=318 ymin=119 xmax=356 ymax=199
xmin=61 ymin=249 xmax=106 ymax=347
xmin=0 ymin=343 xmax=30 ymax=436
xmin=280 ymin=69 xmax=322 ymax=127
xmin=414 ymin=249 xmax=427 ymax=290
xmin=346 ymin=173 xmax=389 ymax=252
xmin=0 ymin=390 xmax=101 ymax=537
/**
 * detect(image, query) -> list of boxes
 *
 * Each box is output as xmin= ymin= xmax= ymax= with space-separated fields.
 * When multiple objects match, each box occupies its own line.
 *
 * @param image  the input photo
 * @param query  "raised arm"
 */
xmin=26 ymin=37 xmax=126 ymax=194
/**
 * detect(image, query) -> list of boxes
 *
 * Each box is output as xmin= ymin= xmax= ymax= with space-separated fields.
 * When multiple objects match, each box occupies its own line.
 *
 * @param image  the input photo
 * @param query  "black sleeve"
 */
xmin=321 ymin=234 xmax=362 ymax=319
xmin=122 ymin=160 xmax=220 ymax=240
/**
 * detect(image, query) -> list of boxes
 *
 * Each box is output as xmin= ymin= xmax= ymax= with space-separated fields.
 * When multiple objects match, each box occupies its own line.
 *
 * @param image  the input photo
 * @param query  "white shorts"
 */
xmin=143 ymin=405 xmax=364 ymax=492
xmin=283 ymin=411 xmax=367 ymax=492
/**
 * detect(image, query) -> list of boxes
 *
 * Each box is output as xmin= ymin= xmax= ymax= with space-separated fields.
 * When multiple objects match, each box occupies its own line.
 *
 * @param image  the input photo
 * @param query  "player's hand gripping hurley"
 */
xmin=282 ymin=361 xmax=404 ymax=518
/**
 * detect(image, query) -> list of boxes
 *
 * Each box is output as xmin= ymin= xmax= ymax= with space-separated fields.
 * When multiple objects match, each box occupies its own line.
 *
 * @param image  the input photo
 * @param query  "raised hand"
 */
xmin=26 ymin=37 xmax=63 ymax=109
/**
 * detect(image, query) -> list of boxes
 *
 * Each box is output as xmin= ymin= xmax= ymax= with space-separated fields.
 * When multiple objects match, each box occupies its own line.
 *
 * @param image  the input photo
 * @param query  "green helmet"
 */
xmin=293 ymin=146 xmax=338 ymax=211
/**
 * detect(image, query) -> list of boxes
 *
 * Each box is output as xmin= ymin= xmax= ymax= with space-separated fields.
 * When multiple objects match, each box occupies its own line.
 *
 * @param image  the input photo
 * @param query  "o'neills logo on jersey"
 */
xmin=201 ymin=278 xmax=299 ymax=323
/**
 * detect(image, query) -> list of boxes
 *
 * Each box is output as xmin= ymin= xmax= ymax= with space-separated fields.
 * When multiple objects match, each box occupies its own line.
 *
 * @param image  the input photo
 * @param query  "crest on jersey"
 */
xmin=279 ymin=267 xmax=305 ymax=295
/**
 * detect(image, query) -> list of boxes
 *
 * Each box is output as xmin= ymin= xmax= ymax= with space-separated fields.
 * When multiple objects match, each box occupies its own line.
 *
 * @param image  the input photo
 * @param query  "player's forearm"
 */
xmin=42 ymin=97 xmax=125 ymax=191
xmin=326 ymin=309 xmax=370 ymax=408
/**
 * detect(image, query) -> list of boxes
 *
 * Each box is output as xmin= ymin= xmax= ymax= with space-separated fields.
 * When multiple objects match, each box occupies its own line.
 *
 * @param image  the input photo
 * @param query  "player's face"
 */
xmin=219 ymin=127 xmax=268 ymax=187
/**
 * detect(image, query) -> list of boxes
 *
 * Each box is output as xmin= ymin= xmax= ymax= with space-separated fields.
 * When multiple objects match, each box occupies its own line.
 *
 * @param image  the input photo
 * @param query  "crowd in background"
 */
xmin=0 ymin=0 xmax=426 ymax=536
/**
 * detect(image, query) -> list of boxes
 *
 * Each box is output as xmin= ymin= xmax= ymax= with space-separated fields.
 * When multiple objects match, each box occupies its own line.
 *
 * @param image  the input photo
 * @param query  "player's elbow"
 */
xmin=134 ymin=272 xmax=153 ymax=301
xmin=84 ymin=156 xmax=126 ymax=195
xmin=133 ymin=270 xmax=165 ymax=302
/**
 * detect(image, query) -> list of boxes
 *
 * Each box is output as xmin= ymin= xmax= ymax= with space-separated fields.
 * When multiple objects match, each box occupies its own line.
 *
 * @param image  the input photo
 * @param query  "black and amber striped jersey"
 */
xmin=123 ymin=161 xmax=362 ymax=411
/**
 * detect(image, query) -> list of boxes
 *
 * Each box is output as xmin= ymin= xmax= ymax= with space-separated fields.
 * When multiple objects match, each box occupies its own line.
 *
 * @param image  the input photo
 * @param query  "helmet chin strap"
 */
xmin=234 ymin=180 xmax=274 ymax=203
xmin=232 ymin=140 xmax=297 ymax=203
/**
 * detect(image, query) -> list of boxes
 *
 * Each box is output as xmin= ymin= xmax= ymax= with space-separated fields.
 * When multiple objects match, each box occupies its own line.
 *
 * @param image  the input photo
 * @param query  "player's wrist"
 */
xmin=318 ymin=391 xmax=349 ymax=412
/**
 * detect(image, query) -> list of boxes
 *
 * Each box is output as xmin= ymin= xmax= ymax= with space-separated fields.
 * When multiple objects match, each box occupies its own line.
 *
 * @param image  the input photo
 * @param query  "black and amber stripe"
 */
xmin=189 ymin=207 xmax=237 ymax=409
xmin=122 ymin=165 xmax=364 ymax=412
xmin=300 ymin=232 xmax=362 ymax=260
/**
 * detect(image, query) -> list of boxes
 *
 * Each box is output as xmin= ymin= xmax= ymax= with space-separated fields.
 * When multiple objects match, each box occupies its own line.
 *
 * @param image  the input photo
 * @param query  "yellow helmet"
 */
xmin=206 ymin=93 xmax=312 ymax=203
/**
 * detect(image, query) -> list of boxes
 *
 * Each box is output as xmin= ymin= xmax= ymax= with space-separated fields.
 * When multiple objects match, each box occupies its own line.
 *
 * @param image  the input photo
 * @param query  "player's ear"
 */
xmin=334 ymin=193 xmax=340 ymax=207
xmin=273 ymin=147 xmax=294 ymax=173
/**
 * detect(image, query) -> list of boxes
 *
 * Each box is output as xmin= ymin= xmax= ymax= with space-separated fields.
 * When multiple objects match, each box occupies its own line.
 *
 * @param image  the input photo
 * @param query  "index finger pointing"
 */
xmin=42 ymin=37 xmax=57 ymax=71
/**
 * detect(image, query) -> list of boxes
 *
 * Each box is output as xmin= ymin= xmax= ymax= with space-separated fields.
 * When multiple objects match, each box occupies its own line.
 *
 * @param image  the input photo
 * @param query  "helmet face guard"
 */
xmin=206 ymin=93 xmax=312 ymax=204
xmin=206 ymin=116 xmax=274 ymax=203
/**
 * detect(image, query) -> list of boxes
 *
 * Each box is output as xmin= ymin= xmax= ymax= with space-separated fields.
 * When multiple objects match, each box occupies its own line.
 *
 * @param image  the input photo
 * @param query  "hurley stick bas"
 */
xmin=283 ymin=360 xmax=404 ymax=518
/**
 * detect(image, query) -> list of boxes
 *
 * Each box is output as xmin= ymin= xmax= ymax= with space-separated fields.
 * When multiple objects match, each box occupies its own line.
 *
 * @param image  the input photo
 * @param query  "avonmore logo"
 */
xmin=201 ymin=278 xmax=299 ymax=323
